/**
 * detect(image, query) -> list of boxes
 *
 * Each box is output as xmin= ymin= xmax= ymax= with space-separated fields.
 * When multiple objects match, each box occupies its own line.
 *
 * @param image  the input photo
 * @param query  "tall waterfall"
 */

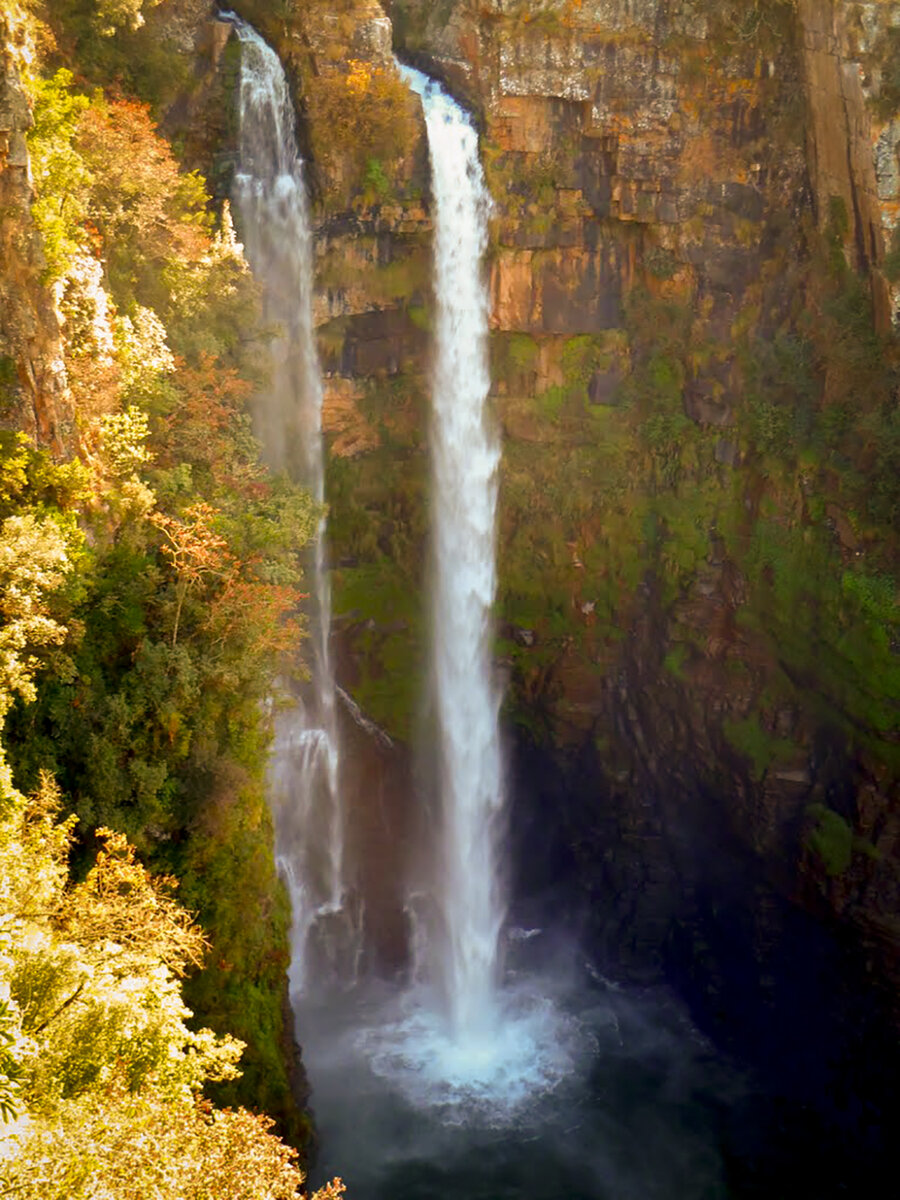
xmin=400 ymin=67 xmax=505 ymax=1040
xmin=228 ymin=17 xmax=349 ymax=991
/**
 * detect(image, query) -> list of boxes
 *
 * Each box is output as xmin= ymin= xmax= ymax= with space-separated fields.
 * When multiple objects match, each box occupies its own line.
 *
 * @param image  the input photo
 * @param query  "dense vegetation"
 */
xmin=0 ymin=755 xmax=341 ymax=1198
xmin=1 ymin=0 xmax=325 ymax=1175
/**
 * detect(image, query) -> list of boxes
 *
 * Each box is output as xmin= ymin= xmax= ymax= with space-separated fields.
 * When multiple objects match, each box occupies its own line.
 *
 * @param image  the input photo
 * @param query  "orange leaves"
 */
xmin=76 ymin=96 xmax=207 ymax=253
xmin=160 ymin=354 xmax=263 ymax=495
xmin=148 ymin=501 xmax=304 ymax=667
xmin=149 ymin=502 xmax=233 ymax=646
xmin=345 ymin=58 xmax=376 ymax=97
xmin=74 ymin=93 xmax=210 ymax=307
xmin=310 ymin=1179 xmax=347 ymax=1200
xmin=206 ymin=576 xmax=304 ymax=664
xmin=150 ymin=502 xmax=233 ymax=589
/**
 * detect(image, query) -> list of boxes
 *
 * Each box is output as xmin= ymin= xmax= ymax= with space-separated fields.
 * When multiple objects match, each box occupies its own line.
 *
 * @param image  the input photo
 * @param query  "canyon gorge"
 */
xmin=1 ymin=1 xmax=899 ymax=1197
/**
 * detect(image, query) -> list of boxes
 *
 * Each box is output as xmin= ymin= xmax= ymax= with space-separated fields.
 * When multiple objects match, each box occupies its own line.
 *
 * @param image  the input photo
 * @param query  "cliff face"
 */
xmin=0 ymin=12 xmax=70 ymax=452
xmin=230 ymin=0 xmax=900 ymax=1073
xmin=798 ymin=0 xmax=894 ymax=326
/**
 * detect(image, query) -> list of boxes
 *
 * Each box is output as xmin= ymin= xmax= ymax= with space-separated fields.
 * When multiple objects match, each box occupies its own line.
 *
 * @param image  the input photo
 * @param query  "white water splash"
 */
xmin=357 ymin=978 xmax=583 ymax=1126
xmin=228 ymin=16 xmax=351 ymax=991
xmin=400 ymin=66 xmax=504 ymax=1040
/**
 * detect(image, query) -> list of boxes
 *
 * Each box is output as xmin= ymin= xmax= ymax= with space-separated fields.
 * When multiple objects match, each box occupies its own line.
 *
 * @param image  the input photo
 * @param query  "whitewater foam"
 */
xmin=355 ymin=980 xmax=585 ymax=1126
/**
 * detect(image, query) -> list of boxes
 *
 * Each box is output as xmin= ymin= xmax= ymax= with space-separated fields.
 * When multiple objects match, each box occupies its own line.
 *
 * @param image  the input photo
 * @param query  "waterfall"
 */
xmin=400 ymin=67 xmax=505 ymax=1041
xmin=227 ymin=16 xmax=351 ymax=991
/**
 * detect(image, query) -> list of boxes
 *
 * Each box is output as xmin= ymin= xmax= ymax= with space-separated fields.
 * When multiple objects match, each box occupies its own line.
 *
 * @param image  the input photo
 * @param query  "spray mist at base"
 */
xmin=297 ymin=941 xmax=742 ymax=1200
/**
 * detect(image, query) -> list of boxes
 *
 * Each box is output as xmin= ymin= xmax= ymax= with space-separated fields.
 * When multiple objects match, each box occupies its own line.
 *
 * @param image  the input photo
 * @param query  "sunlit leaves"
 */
xmin=25 ymin=68 xmax=91 ymax=282
xmin=0 ymin=514 xmax=73 ymax=714
xmin=0 ymin=769 xmax=338 ymax=1198
xmin=5 ymin=1086 xmax=316 ymax=1199
xmin=99 ymin=405 xmax=152 ymax=479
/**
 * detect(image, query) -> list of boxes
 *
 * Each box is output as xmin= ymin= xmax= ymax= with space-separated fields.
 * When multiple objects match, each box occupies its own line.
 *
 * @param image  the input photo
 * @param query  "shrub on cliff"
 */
xmin=305 ymin=58 xmax=417 ymax=208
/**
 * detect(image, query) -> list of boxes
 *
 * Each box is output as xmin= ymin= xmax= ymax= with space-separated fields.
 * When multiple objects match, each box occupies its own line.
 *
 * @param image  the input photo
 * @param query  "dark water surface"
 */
xmin=301 ymin=953 xmax=748 ymax=1200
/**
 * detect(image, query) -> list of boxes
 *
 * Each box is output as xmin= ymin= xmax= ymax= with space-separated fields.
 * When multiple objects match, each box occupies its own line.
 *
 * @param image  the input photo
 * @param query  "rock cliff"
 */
xmin=219 ymin=2 xmax=900 ymax=1146
xmin=282 ymin=0 xmax=899 ymax=988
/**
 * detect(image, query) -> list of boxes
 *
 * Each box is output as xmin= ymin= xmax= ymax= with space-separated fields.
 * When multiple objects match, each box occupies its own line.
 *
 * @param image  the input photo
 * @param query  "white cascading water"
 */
xmin=401 ymin=67 xmax=505 ymax=1041
xmin=228 ymin=17 xmax=351 ymax=992
xmin=338 ymin=68 xmax=577 ymax=1121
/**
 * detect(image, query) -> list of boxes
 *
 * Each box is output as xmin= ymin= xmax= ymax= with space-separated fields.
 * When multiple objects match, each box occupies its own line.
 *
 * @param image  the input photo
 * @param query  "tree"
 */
xmin=150 ymin=503 xmax=233 ymax=648
xmin=0 ymin=763 xmax=344 ymax=1198
xmin=25 ymin=67 xmax=92 ymax=283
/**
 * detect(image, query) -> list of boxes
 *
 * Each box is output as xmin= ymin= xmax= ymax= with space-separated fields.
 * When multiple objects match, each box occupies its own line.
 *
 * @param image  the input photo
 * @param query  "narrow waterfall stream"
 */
xmin=228 ymin=16 xmax=354 ymax=990
xmin=401 ymin=66 xmax=504 ymax=1043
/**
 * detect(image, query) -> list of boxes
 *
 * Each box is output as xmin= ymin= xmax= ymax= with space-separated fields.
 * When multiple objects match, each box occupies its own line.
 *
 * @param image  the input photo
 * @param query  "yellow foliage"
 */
xmin=0 ymin=514 xmax=72 ymax=716
xmin=305 ymin=59 xmax=416 ymax=205
xmin=0 ymin=766 xmax=346 ymax=1197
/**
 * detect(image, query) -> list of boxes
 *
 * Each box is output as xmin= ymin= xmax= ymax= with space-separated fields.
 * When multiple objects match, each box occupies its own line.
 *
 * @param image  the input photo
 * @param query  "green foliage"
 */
xmin=26 ymin=68 xmax=91 ymax=282
xmin=620 ymin=290 xmax=694 ymax=485
xmin=805 ymin=803 xmax=853 ymax=878
xmin=739 ymin=333 xmax=816 ymax=457
xmin=723 ymin=714 xmax=794 ymax=781
xmin=38 ymin=2 xmax=194 ymax=115
xmin=506 ymin=333 xmax=536 ymax=370
xmin=536 ymin=383 xmax=567 ymax=420
xmin=0 ymin=431 xmax=88 ymax=516
xmin=663 ymin=643 xmax=688 ymax=681
xmin=333 ymin=562 xmax=423 ymax=739
xmin=363 ymin=156 xmax=392 ymax=202
xmin=730 ymin=508 xmax=900 ymax=765
xmin=561 ymin=334 xmax=606 ymax=390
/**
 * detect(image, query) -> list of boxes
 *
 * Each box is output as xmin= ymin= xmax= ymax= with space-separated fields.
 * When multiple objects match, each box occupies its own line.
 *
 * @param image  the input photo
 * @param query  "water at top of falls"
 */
xmin=228 ymin=16 xmax=351 ymax=992
xmin=399 ymin=65 xmax=505 ymax=1044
